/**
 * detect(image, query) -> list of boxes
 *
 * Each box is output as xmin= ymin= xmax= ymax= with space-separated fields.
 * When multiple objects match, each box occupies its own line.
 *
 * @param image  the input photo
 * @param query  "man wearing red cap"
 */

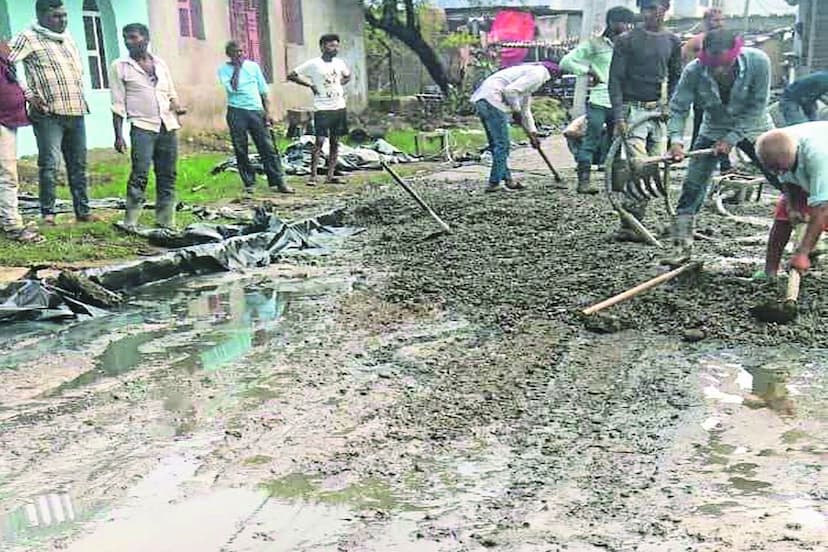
xmin=665 ymin=29 xmax=779 ymax=263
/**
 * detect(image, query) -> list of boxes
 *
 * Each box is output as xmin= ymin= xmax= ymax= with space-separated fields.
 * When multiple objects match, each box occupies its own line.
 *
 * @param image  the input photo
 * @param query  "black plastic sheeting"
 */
xmin=0 ymin=280 xmax=107 ymax=322
xmin=0 ymin=208 xmax=359 ymax=323
xmin=211 ymin=138 xmax=416 ymax=177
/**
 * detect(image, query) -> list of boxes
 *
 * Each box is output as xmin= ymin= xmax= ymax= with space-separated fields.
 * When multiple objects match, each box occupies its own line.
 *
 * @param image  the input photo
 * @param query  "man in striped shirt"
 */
xmin=8 ymin=0 xmax=96 ymax=225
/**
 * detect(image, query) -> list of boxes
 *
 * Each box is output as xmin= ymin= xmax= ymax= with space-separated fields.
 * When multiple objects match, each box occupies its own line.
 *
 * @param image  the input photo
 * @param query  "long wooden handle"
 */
xmin=520 ymin=123 xmax=562 ymax=182
xmin=582 ymin=262 xmax=702 ymax=315
xmin=535 ymin=145 xmax=562 ymax=182
xmin=382 ymin=162 xmax=452 ymax=234
xmin=635 ymin=148 xmax=716 ymax=168
xmin=786 ymin=269 xmax=801 ymax=302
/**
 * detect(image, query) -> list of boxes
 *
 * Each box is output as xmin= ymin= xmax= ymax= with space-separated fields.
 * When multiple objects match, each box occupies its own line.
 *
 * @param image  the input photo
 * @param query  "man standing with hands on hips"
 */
xmin=288 ymin=34 xmax=351 ymax=186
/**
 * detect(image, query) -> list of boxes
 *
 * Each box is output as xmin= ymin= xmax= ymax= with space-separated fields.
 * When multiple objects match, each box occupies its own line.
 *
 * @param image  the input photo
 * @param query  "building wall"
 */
xmin=6 ymin=0 xmax=150 ymax=156
xmin=147 ymin=0 xmax=367 ymax=136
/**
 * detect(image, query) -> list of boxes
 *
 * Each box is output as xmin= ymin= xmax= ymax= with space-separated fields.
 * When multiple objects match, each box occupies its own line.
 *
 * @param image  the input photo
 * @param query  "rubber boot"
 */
xmin=577 ymin=163 xmax=598 ymax=195
xmin=123 ymin=197 xmax=142 ymax=230
xmin=662 ymin=214 xmax=694 ymax=266
xmin=156 ymin=202 xmax=175 ymax=230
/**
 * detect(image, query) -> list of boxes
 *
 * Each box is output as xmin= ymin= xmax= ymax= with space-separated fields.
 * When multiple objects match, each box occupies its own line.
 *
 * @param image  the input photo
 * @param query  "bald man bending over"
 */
xmin=757 ymin=122 xmax=828 ymax=276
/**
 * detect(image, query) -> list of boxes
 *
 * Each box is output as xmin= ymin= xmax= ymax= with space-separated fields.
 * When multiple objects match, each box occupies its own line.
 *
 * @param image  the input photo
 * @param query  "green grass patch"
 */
xmin=3 ymin=149 xmax=430 ymax=267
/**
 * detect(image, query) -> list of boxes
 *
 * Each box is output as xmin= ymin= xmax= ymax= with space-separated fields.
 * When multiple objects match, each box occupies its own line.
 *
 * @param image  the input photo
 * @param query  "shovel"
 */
xmin=750 ymin=269 xmax=801 ymax=324
xmin=381 ymin=161 xmax=452 ymax=238
xmin=519 ymin=122 xmax=563 ymax=184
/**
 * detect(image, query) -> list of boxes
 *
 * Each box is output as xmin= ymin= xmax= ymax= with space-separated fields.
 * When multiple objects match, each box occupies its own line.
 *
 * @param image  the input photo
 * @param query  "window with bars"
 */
xmin=178 ymin=0 xmax=205 ymax=40
xmin=282 ymin=0 xmax=304 ymax=45
xmin=82 ymin=0 xmax=108 ymax=89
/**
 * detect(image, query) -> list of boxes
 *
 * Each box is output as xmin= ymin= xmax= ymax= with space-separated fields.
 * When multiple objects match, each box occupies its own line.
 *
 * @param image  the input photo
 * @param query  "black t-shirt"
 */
xmin=609 ymin=27 xmax=682 ymax=118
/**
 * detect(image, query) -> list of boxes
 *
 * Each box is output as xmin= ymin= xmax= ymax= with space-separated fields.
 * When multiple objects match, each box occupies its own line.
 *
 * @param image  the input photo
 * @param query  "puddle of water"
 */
xmin=262 ymin=473 xmax=403 ymax=512
xmin=2 ymin=273 xmax=353 ymax=399
xmin=728 ymin=476 xmax=772 ymax=494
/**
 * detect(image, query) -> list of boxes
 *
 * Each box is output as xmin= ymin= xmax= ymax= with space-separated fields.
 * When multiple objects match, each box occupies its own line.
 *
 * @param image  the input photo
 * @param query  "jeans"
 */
xmin=226 ymin=107 xmax=284 ymax=188
xmin=779 ymin=97 xmax=813 ymax=127
xmin=0 ymin=124 xmax=22 ymax=231
xmin=476 ymin=99 xmax=511 ymax=184
xmin=127 ymin=125 xmax=177 ymax=212
xmin=30 ymin=113 xmax=89 ymax=217
xmin=676 ymin=135 xmax=781 ymax=215
xmin=578 ymin=103 xmax=613 ymax=168
xmin=618 ymin=104 xmax=667 ymax=219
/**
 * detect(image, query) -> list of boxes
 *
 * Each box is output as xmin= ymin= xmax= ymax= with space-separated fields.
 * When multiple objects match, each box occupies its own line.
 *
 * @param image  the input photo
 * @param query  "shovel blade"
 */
xmin=750 ymin=300 xmax=798 ymax=324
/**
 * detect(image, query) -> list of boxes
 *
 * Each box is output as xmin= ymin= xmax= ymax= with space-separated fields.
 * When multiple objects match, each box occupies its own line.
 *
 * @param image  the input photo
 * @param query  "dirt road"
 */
xmin=0 ymin=169 xmax=825 ymax=551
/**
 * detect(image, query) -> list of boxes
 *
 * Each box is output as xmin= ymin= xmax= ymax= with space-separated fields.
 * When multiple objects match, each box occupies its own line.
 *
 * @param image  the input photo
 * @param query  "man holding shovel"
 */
xmin=608 ymin=0 xmax=682 ymax=240
xmin=470 ymin=61 xmax=558 ymax=193
xmin=755 ymin=122 xmax=828 ymax=277
xmin=664 ymin=29 xmax=778 ymax=264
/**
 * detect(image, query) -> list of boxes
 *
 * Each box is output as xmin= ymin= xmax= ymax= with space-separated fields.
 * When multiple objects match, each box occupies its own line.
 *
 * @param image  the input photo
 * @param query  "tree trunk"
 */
xmin=365 ymin=12 xmax=453 ymax=96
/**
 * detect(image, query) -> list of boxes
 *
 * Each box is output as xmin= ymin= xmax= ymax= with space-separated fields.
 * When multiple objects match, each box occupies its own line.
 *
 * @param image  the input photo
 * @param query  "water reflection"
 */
xmin=0 ymin=492 xmax=85 ymax=545
xmin=184 ymin=285 xmax=288 ymax=372
xmin=746 ymin=363 xmax=795 ymax=416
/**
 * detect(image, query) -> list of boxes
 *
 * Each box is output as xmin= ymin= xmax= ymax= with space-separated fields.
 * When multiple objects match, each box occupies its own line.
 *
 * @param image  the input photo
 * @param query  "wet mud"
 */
xmin=0 ymin=171 xmax=825 ymax=551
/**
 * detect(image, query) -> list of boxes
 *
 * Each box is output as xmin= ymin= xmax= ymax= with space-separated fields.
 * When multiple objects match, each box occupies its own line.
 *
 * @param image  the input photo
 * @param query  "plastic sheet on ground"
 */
xmin=0 ymin=208 xmax=359 ymax=324
xmin=210 ymin=137 xmax=416 ymax=177
xmin=0 ymin=280 xmax=107 ymax=322
xmin=17 ymin=194 xmax=127 ymax=216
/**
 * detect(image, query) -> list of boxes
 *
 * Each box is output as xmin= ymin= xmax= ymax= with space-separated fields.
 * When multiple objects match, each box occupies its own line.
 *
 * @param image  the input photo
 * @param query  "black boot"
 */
xmin=577 ymin=163 xmax=598 ymax=195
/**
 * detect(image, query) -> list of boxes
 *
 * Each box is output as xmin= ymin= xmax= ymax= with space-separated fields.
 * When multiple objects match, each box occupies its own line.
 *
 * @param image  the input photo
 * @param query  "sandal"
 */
xmin=3 ymin=226 xmax=45 ymax=243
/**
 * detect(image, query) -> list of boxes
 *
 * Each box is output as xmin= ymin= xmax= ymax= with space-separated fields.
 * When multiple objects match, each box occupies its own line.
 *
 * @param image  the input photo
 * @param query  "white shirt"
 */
xmin=110 ymin=55 xmax=180 ymax=132
xmin=470 ymin=64 xmax=550 ymax=133
xmin=292 ymin=57 xmax=350 ymax=111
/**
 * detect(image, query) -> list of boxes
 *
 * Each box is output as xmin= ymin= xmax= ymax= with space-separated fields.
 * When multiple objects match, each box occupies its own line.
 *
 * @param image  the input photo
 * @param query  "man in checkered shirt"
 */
xmin=8 ymin=0 xmax=97 ymax=225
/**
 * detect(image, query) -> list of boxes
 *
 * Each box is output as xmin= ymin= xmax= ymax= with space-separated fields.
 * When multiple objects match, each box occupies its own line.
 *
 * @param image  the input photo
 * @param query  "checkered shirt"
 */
xmin=8 ymin=26 xmax=88 ymax=116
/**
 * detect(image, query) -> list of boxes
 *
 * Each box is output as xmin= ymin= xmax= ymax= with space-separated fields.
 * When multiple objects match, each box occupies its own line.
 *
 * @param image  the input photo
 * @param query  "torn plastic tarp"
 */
xmin=211 ymin=137 xmax=416 ymax=177
xmin=88 ymin=208 xmax=358 ymax=290
xmin=0 ymin=280 xmax=107 ymax=322
xmin=0 ymin=208 xmax=359 ymax=324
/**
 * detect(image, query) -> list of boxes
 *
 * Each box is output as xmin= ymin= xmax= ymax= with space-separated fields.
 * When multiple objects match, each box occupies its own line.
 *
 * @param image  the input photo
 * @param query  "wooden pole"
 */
xmin=381 ymin=161 xmax=452 ymax=234
xmin=582 ymin=262 xmax=702 ymax=316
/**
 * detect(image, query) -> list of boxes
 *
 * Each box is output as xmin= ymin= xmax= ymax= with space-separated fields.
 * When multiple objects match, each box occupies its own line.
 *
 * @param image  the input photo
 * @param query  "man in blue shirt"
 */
xmin=756 ymin=122 xmax=828 ymax=276
xmin=664 ymin=29 xmax=779 ymax=263
xmin=779 ymin=71 xmax=828 ymax=126
xmin=218 ymin=41 xmax=292 ymax=195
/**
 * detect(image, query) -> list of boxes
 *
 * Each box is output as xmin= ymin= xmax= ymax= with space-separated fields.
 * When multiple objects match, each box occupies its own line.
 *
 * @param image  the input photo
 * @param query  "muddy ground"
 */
xmin=0 ymin=165 xmax=826 ymax=551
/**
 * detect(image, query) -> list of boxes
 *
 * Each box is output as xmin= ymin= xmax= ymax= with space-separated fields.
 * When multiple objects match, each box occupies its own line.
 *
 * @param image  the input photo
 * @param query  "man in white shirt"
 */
xmin=288 ymin=34 xmax=351 ymax=185
xmin=470 ymin=62 xmax=557 ymax=192
xmin=110 ymin=23 xmax=185 ymax=229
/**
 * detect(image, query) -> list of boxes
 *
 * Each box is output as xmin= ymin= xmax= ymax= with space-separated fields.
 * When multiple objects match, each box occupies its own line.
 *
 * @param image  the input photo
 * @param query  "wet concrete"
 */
xmin=1 ymin=167 xmax=827 ymax=551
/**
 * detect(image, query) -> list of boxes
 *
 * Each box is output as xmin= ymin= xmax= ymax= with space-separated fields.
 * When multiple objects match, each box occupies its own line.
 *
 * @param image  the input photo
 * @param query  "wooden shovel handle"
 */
xmin=582 ymin=262 xmax=702 ymax=315
xmin=634 ymin=148 xmax=716 ymax=168
xmin=786 ymin=269 xmax=801 ymax=302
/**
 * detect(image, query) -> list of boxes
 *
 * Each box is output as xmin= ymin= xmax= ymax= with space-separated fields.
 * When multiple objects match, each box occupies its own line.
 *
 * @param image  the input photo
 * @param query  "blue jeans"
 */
xmin=676 ymin=135 xmax=780 ymax=215
xmin=226 ymin=107 xmax=284 ymax=188
xmin=779 ymin=98 xmax=813 ymax=127
xmin=578 ymin=103 xmax=613 ymax=168
xmin=30 ymin=112 xmax=89 ymax=217
xmin=127 ymin=125 xmax=177 ymax=210
xmin=475 ymin=99 xmax=511 ymax=184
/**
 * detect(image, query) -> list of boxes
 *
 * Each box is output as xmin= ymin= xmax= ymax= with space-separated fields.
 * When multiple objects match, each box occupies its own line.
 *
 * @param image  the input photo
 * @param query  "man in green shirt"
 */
xmin=561 ymin=6 xmax=635 ymax=194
